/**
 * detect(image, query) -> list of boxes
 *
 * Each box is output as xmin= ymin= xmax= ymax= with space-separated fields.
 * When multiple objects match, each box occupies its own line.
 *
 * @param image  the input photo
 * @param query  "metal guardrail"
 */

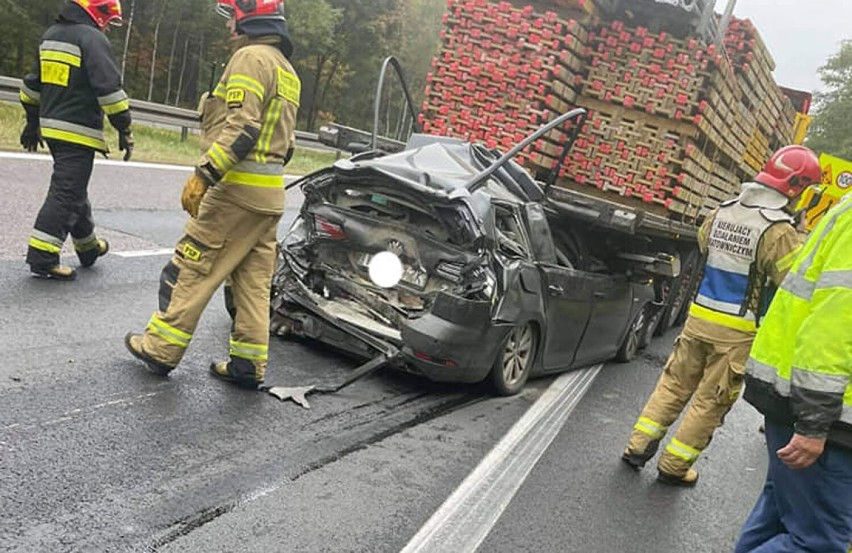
xmin=318 ymin=123 xmax=406 ymax=154
xmin=0 ymin=75 xmax=320 ymax=146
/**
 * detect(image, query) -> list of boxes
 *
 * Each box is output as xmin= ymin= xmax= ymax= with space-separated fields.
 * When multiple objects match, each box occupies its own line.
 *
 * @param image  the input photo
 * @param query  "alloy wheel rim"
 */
xmin=627 ymin=308 xmax=646 ymax=356
xmin=503 ymin=325 xmax=533 ymax=385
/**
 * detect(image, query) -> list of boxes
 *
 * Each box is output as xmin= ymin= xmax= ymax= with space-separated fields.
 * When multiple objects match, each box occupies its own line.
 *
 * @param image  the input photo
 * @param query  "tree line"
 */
xmin=1 ymin=1 xmax=849 ymax=160
xmin=807 ymin=40 xmax=852 ymax=161
xmin=0 ymin=0 xmax=445 ymax=133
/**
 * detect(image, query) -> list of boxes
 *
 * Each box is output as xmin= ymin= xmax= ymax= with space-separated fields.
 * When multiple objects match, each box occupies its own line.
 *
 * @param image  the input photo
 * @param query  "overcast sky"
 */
xmin=731 ymin=0 xmax=851 ymax=92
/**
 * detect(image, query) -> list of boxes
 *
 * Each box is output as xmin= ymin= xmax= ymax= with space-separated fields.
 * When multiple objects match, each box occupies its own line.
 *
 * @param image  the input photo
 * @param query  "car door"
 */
xmin=538 ymin=264 xmax=594 ymax=371
xmin=521 ymin=203 xmax=595 ymax=371
xmin=572 ymin=273 xmax=633 ymax=366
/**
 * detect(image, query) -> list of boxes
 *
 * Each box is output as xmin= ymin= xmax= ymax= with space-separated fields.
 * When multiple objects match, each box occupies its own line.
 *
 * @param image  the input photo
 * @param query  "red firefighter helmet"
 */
xmin=72 ymin=0 xmax=123 ymax=28
xmin=216 ymin=0 xmax=285 ymax=23
xmin=755 ymin=145 xmax=822 ymax=198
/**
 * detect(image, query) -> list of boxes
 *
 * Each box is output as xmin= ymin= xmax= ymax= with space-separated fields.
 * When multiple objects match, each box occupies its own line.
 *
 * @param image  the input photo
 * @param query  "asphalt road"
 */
xmin=0 ymin=154 xmax=769 ymax=552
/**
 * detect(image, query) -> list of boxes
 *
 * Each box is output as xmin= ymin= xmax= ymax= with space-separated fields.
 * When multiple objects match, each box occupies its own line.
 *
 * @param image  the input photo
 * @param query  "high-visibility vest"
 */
xmin=744 ymin=194 xmax=852 ymax=448
xmin=690 ymin=186 xmax=793 ymax=333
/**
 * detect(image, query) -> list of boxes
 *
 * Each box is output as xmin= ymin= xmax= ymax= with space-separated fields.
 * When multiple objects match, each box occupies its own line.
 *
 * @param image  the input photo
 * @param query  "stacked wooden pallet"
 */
xmin=559 ymin=21 xmax=755 ymax=219
xmin=723 ymin=17 xmax=796 ymax=171
xmin=421 ymin=0 xmax=596 ymax=160
xmin=421 ymin=1 xmax=798 ymax=223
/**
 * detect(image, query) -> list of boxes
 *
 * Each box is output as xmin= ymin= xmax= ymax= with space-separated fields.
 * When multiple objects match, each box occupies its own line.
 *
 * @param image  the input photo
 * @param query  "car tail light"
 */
xmin=313 ymin=215 xmax=346 ymax=240
xmin=414 ymin=351 xmax=457 ymax=368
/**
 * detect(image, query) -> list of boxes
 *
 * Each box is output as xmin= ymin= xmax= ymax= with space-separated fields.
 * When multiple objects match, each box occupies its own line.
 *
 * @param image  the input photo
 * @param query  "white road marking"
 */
xmin=401 ymin=364 xmax=604 ymax=553
xmin=113 ymin=248 xmax=174 ymax=258
xmin=2 ymin=391 xmax=161 ymax=431
xmin=0 ymin=151 xmax=192 ymax=172
xmin=0 ymin=151 xmax=300 ymax=178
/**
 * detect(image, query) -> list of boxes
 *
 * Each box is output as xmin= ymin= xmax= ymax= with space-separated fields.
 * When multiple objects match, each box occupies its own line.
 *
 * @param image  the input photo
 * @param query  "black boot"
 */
xmin=209 ymin=360 xmax=263 ymax=389
xmin=657 ymin=468 xmax=699 ymax=487
xmin=30 ymin=264 xmax=77 ymax=281
xmin=621 ymin=439 xmax=660 ymax=470
xmin=79 ymin=239 xmax=109 ymax=268
xmin=124 ymin=333 xmax=174 ymax=376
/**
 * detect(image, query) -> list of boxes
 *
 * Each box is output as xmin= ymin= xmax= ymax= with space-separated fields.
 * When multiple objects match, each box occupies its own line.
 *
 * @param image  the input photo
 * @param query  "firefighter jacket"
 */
xmin=744 ymin=194 xmax=852 ymax=450
xmin=197 ymin=36 xmax=300 ymax=216
xmin=687 ymin=183 xmax=802 ymax=339
xmin=19 ymin=4 xmax=131 ymax=153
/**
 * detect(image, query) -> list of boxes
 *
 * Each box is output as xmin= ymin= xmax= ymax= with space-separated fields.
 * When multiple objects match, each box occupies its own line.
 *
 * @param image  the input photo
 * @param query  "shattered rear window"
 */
xmin=329 ymin=186 xmax=477 ymax=247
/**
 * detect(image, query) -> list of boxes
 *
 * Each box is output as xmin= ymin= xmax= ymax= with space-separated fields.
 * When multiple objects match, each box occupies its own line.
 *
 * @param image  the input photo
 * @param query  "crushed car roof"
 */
xmin=333 ymin=139 xmax=545 ymax=204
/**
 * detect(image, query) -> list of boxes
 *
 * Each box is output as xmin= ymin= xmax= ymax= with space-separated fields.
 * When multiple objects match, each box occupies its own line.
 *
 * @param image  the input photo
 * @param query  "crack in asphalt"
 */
xmin=142 ymin=393 xmax=484 ymax=551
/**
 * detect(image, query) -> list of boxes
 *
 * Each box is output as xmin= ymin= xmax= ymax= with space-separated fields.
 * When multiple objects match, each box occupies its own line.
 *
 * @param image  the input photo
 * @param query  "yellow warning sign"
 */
xmin=798 ymin=154 xmax=852 ymax=231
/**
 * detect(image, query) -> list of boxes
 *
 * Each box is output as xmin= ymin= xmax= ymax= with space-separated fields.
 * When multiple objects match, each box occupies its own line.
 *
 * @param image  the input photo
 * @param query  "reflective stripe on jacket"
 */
xmin=690 ymin=184 xmax=797 ymax=333
xmin=744 ymin=194 xmax=852 ymax=449
xmin=20 ymin=4 xmax=130 ymax=153
xmin=199 ymin=36 xmax=300 ymax=215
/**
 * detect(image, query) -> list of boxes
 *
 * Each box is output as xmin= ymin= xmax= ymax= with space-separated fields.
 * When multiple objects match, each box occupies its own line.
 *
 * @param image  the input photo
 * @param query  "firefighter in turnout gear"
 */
xmin=622 ymin=145 xmax=822 ymax=486
xmin=21 ymin=0 xmax=133 ymax=281
xmin=733 ymin=185 xmax=852 ymax=553
xmin=125 ymin=0 xmax=299 ymax=389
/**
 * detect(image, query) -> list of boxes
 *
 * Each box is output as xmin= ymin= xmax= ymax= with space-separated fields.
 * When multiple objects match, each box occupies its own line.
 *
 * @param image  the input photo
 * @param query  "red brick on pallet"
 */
xmin=423 ymin=1 xmax=800 ymax=224
xmin=424 ymin=0 xmax=592 ymax=150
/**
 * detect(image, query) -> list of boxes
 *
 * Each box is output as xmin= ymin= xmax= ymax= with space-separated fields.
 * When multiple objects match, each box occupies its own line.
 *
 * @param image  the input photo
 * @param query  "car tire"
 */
xmin=490 ymin=323 xmax=537 ymax=396
xmin=616 ymin=306 xmax=647 ymax=363
xmin=637 ymin=304 xmax=657 ymax=350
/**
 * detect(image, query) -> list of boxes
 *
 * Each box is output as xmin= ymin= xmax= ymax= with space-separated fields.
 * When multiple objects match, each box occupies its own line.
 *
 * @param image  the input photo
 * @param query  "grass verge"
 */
xmin=0 ymin=101 xmax=341 ymax=174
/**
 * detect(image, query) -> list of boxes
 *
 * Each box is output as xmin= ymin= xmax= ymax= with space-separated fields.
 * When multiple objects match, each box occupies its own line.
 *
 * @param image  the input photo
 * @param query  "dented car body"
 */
xmin=271 ymin=135 xmax=659 ymax=394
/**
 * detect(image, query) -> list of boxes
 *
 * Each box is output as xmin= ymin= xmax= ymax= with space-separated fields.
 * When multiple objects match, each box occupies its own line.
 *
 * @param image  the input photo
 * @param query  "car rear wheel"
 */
xmin=490 ymin=323 xmax=537 ymax=396
xmin=637 ymin=303 xmax=658 ymax=350
xmin=616 ymin=306 xmax=647 ymax=363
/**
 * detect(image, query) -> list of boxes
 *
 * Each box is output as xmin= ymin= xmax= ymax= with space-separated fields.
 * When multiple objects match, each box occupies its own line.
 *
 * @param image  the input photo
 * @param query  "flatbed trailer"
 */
xmin=545 ymin=185 xmax=699 ymax=241
xmin=542 ymin=182 xmax=702 ymax=335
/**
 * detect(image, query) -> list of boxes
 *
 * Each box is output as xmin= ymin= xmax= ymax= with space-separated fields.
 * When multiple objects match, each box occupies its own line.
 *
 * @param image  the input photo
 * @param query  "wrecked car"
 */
xmin=269 ymin=115 xmax=672 ymax=395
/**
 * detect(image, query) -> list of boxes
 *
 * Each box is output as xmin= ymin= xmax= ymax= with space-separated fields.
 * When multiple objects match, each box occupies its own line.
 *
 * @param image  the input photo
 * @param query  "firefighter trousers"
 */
xmin=27 ymin=140 xmax=103 ymax=269
xmin=626 ymin=333 xmax=751 ymax=477
xmin=138 ymin=191 xmax=281 ymax=383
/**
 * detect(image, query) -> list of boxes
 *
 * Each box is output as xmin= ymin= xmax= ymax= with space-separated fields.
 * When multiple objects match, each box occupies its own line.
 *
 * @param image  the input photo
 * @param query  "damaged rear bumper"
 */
xmin=400 ymin=319 xmax=504 ymax=384
xmin=399 ymin=292 xmax=503 ymax=384
xmin=276 ymin=283 xmax=502 ymax=385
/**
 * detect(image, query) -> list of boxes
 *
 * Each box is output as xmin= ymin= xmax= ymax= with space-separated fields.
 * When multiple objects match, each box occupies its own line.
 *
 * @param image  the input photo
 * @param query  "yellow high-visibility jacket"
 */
xmin=197 ymin=35 xmax=300 ymax=216
xmin=744 ymin=194 xmax=852 ymax=449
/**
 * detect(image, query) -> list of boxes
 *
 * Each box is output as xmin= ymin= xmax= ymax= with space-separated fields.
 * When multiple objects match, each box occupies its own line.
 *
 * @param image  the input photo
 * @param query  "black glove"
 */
xmin=118 ymin=129 xmax=134 ymax=161
xmin=20 ymin=122 xmax=43 ymax=152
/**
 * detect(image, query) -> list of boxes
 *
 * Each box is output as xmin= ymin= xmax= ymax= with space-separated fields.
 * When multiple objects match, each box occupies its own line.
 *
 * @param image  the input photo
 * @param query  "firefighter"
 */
xmin=124 ymin=0 xmax=299 ymax=389
xmin=621 ymin=145 xmax=823 ymax=486
xmin=734 ymin=192 xmax=852 ymax=553
xmin=20 ymin=0 xmax=134 ymax=281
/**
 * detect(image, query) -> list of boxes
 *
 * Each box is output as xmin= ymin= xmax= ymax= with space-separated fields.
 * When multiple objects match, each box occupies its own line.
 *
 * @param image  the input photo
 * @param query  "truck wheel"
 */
xmin=670 ymin=250 xmax=701 ymax=328
xmin=654 ymin=248 xmax=700 ymax=336
xmin=490 ymin=323 xmax=537 ymax=396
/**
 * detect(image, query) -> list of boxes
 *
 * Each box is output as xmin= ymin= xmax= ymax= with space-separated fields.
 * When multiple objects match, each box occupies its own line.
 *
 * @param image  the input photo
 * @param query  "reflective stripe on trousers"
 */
xmin=147 ymin=315 xmax=192 ymax=348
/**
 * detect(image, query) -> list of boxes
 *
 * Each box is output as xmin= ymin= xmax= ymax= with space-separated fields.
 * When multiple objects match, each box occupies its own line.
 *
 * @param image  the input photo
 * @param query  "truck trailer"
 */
xmin=417 ymin=0 xmax=810 ymax=335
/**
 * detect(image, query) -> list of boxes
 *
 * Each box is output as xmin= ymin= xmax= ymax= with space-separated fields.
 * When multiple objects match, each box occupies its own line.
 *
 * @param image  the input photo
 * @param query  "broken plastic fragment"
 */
xmin=265 ymin=385 xmax=315 ymax=409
